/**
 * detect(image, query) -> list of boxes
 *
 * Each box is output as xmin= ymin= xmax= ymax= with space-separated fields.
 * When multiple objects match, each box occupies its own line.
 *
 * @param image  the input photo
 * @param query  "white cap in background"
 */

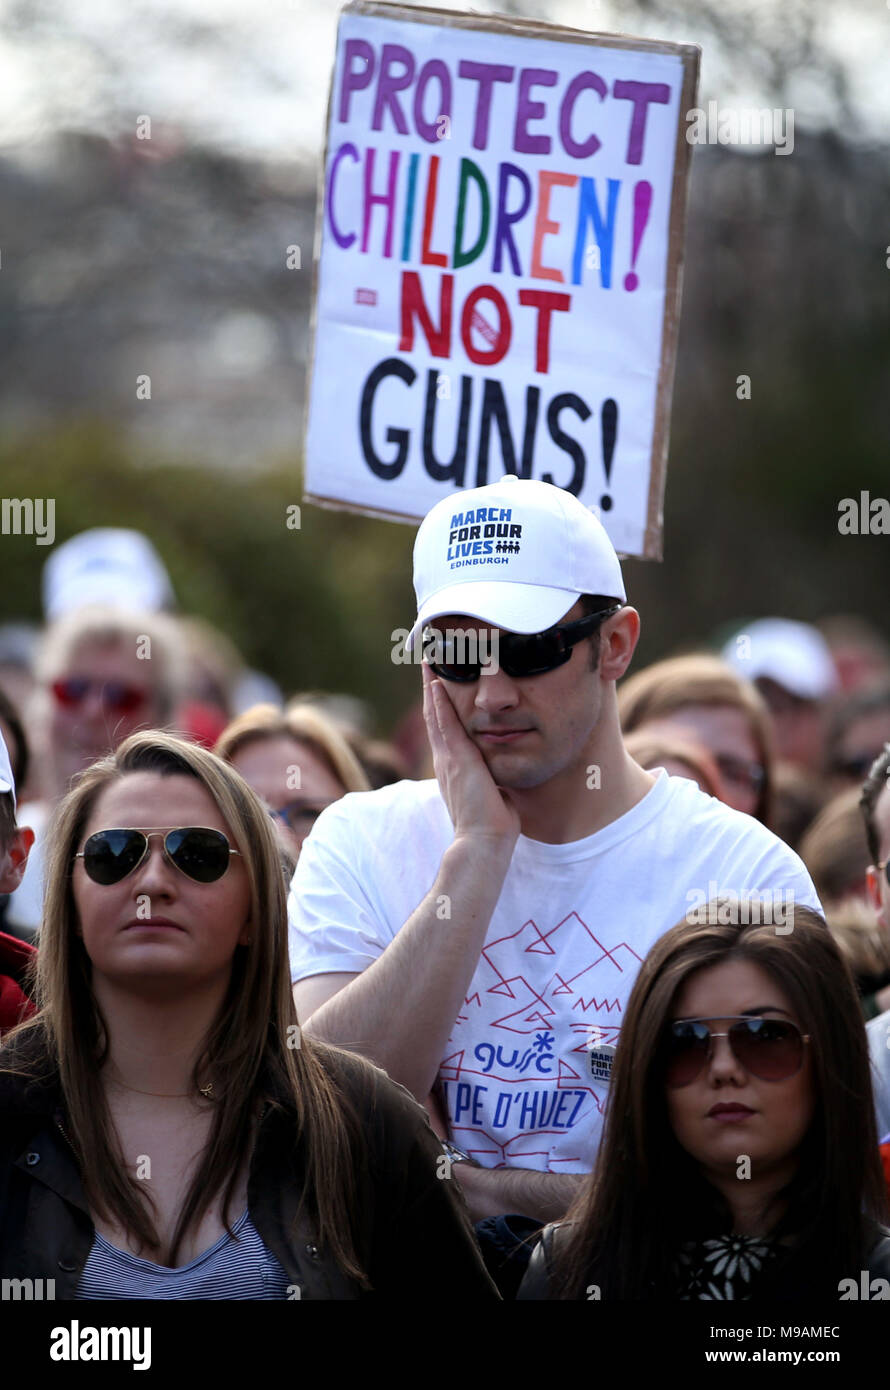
xmin=43 ymin=528 xmax=175 ymax=621
xmin=721 ymin=618 xmax=839 ymax=701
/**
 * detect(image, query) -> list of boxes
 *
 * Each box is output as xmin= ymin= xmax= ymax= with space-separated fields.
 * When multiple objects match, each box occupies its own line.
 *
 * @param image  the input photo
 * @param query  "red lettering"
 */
xmin=518 ymin=290 xmax=571 ymax=373
xmin=421 ymin=155 xmax=448 ymax=267
xmin=399 ymin=271 xmax=453 ymax=357
xmin=460 ymin=285 xmax=511 ymax=367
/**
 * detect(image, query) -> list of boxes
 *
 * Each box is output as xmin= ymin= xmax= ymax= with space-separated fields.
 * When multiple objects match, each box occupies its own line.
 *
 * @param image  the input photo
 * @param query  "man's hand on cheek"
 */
xmin=421 ymin=662 xmax=520 ymax=843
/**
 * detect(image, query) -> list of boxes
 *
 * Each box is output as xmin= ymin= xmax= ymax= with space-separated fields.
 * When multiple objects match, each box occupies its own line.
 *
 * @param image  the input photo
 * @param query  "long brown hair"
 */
xmin=0 ymin=730 xmax=369 ymax=1279
xmin=554 ymin=905 xmax=888 ymax=1299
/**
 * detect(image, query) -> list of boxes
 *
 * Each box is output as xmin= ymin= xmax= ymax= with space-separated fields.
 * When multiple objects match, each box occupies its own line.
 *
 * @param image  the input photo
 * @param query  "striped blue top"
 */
xmin=75 ymin=1208 xmax=293 ymax=1300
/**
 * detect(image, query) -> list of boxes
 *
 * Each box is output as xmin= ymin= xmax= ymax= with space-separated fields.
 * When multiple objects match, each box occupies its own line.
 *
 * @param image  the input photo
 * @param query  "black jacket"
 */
xmin=517 ymin=1218 xmax=890 ymax=1300
xmin=0 ymin=1030 xmax=499 ymax=1300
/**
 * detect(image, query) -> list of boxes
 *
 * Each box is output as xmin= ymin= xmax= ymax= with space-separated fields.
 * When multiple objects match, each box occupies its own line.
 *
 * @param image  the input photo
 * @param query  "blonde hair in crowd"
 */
xmin=215 ymin=702 xmax=370 ymax=794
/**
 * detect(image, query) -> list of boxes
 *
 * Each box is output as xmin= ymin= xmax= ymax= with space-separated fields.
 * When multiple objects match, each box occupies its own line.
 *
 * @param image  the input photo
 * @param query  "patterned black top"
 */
xmin=674 ymin=1233 xmax=781 ymax=1300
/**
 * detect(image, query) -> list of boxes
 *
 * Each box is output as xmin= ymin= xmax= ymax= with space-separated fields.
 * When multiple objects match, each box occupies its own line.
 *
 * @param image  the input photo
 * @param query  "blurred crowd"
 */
xmin=2 ymin=518 xmax=890 ymax=1303
xmin=4 ymin=528 xmax=890 ymax=1026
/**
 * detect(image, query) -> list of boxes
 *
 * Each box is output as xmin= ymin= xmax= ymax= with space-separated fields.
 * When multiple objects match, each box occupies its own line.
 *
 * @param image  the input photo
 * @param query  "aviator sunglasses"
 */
xmin=75 ymin=827 xmax=241 ymax=885
xmin=423 ymin=604 xmax=624 ymax=683
xmin=664 ymin=1015 xmax=810 ymax=1088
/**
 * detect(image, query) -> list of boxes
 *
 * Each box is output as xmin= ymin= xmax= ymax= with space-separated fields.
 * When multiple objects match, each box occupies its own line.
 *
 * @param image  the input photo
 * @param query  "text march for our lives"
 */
xmin=304 ymin=1 xmax=699 ymax=558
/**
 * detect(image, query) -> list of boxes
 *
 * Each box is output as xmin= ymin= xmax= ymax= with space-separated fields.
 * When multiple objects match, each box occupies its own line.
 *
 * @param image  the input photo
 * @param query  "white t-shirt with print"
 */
xmin=287 ymin=771 xmax=821 ymax=1174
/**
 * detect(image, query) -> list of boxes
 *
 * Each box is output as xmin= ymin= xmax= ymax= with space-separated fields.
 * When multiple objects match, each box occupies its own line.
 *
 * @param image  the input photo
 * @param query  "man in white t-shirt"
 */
xmin=288 ymin=476 xmax=821 ymax=1223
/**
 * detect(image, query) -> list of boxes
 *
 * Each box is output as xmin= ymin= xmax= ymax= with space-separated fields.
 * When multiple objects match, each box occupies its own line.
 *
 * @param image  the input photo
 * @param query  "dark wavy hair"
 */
xmin=553 ymin=904 xmax=888 ymax=1299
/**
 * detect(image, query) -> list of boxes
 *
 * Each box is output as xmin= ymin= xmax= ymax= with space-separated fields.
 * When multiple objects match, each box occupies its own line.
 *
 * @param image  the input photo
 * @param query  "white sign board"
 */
xmin=305 ymin=2 xmax=699 ymax=558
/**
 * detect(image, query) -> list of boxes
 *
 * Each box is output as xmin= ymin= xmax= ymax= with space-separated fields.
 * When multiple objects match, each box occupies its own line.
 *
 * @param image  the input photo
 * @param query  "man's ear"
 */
xmin=0 ymin=826 xmax=34 ymax=895
xmin=598 ymin=607 xmax=641 ymax=683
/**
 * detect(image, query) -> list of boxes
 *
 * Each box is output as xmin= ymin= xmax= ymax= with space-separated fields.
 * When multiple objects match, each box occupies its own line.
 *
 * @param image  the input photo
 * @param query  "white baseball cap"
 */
xmin=408 ymin=476 xmax=625 ymax=647
xmin=721 ymin=618 xmax=838 ymax=701
xmin=42 ymin=528 xmax=175 ymax=621
xmin=0 ymin=729 xmax=16 ymax=811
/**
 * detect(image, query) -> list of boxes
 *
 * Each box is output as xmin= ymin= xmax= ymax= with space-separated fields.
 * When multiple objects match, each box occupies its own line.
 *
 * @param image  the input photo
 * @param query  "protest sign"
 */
xmin=304 ymin=1 xmax=699 ymax=557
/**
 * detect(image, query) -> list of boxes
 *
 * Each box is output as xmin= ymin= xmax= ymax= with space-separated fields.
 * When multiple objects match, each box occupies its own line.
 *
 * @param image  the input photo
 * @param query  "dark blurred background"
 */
xmin=1 ymin=0 xmax=888 ymax=730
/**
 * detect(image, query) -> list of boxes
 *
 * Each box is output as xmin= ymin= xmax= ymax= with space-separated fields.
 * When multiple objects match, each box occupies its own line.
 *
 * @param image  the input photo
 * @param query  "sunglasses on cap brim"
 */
xmin=422 ymin=604 xmax=623 ymax=682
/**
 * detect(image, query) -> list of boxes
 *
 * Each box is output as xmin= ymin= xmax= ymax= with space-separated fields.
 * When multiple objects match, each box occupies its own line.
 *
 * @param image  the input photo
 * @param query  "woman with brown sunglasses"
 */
xmin=519 ymin=904 xmax=890 ymax=1300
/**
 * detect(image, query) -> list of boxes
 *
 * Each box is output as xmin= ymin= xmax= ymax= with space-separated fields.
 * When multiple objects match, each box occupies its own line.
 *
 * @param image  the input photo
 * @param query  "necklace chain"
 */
xmin=107 ymin=1077 xmax=215 ymax=1100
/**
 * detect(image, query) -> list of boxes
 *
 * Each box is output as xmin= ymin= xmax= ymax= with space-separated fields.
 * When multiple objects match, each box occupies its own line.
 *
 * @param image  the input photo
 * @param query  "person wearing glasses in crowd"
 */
xmin=617 ymin=653 xmax=774 ymax=824
xmin=5 ymin=604 xmax=186 ymax=935
xmin=0 ymin=730 xmax=498 ymax=1300
xmin=215 ymin=702 xmax=370 ymax=871
xmin=518 ymin=905 xmax=890 ymax=1299
xmin=287 ymin=476 xmax=822 ymax=1245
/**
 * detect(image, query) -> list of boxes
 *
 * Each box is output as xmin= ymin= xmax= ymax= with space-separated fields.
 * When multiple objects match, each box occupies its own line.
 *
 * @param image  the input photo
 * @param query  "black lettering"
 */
xmin=359 ymin=357 xmax=416 ymax=479
xmin=544 ymin=392 xmax=590 ymax=494
xmin=422 ymin=369 xmax=471 ymax=483
xmin=475 ymin=381 xmax=540 ymax=487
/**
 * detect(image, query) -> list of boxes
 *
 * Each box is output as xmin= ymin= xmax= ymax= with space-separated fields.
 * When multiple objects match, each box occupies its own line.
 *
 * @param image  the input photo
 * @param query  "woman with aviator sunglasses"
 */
xmin=0 ymin=731 xmax=497 ymax=1300
xmin=519 ymin=904 xmax=890 ymax=1300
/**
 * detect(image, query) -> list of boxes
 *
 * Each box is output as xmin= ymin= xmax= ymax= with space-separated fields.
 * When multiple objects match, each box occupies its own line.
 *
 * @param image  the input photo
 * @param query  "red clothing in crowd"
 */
xmin=0 ymin=931 xmax=36 ymax=1033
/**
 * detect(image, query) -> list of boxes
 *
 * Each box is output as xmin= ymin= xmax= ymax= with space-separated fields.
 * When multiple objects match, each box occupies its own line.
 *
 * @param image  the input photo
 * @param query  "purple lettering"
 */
xmin=613 ymin=80 xmax=671 ymax=164
xmin=493 ymin=163 xmax=532 ymax=275
xmin=414 ymin=59 xmax=452 ymax=143
xmin=458 ymin=61 xmax=515 ymax=151
xmin=514 ymin=68 xmax=557 ymax=155
xmin=372 ymin=43 xmax=415 ymax=134
xmin=338 ymin=39 xmax=375 ymax=123
xmin=327 ymin=143 xmax=359 ymax=249
xmin=559 ymin=71 xmax=607 ymax=159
